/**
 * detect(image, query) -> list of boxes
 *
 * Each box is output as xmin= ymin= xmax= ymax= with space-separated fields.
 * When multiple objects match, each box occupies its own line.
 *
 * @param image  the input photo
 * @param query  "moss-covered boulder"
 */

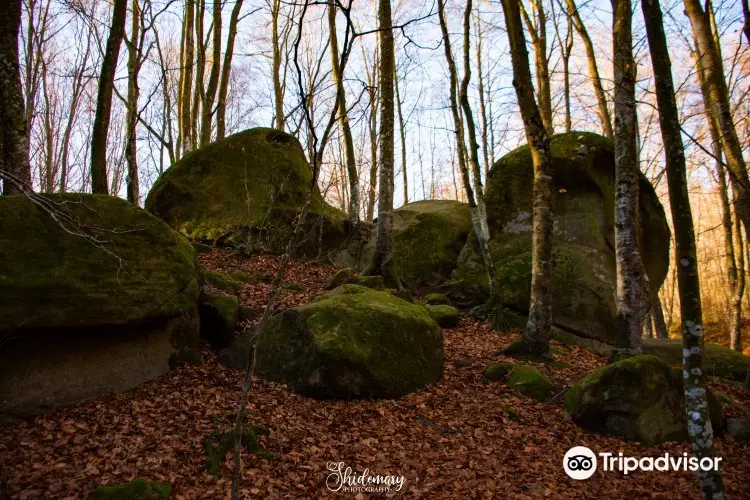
xmin=145 ymin=128 xmax=346 ymax=256
xmin=334 ymin=200 xmax=472 ymax=287
xmin=0 ymin=194 xmax=200 ymax=420
xmin=203 ymin=270 xmax=243 ymax=292
xmin=226 ymin=285 xmax=443 ymax=398
xmin=89 ymin=478 xmax=171 ymax=500
xmin=453 ymin=132 xmax=670 ymax=345
xmin=425 ymin=293 xmax=451 ymax=306
xmin=564 ymin=356 xmax=724 ymax=444
xmin=483 ymin=362 xmax=515 ymax=381
xmin=199 ymin=293 xmax=238 ymax=348
xmin=642 ymin=338 xmax=750 ymax=383
xmin=506 ymin=365 xmax=557 ymax=402
xmin=427 ymin=304 xmax=459 ymax=328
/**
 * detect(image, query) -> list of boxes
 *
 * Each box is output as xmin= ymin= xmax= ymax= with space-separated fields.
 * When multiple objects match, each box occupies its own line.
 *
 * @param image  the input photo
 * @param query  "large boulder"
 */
xmin=642 ymin=338 xmax=750 ymax=383
xmin=334 ymin=200 xmax=472 ymax=288
xmin=224 ymin=285 xmax=444 ymax=399
xmin=145 ymin=128 xmax=346 ymax=256
xmin=0 ymin=194 xmax=200 ymax=419
xmin=453 ymin=132 xmax=670 ymax=344
xmin=565 ymin=355 xmax=724 ymax=445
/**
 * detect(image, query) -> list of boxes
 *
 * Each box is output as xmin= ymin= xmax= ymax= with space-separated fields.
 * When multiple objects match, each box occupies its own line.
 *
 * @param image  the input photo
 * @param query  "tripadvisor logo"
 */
xmin=563 ymin=446 xmax=723 ymax=480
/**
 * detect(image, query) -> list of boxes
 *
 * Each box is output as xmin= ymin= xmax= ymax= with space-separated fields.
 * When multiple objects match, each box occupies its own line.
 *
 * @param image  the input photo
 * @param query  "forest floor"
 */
xmin=1 ymin=249 xmax=749 ymax=499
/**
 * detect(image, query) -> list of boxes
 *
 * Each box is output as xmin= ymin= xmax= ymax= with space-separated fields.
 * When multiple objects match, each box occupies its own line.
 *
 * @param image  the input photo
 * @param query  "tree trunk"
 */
xmin=90 ymin=0 xmax=127 ymax=195
xmin=217 ymin=0 xmax=242 ymax=139
xmin=742 ymin=0 xmax=750 ymax=47
xmin=191 ymin=0 xmax=205 ymax=151
xmin=474 ymin=10 xmax=491 ymax=182
xmin=125 ymin=0 xmax=141 ymax=203
xmin=553 ymin=0 xmax=574 ymax=132
xmin=365 ymin=0 xmax=397 ymax=286
xmin=643 ymin=311 xmax=653 ymax=339
xmin=652 ymin=295 xmax=669 ymax=339
xmin=395 ymin=65 xmax=407 ymax=205
xmin=731 ymin=184 xmax=745 ymax=352
xmin=684 ymin=0 xmax=750 ymax=253
xmin=0 ymin=0 xmax=31 ymax=194
xmin=501 ymin=0 xmax=554 ymax=357
xmin=364 ymin=39 xmax=379 ymax=223
xmin=272 ymin=0 xmax=284 ymax=130
xmin=328 ymin=2 xmax=359 ymax=225
xmin=437 ymin=0 xmax=497 ymax=299
xmin=200 ymin=0 xmax=222 ymax=147
xmin=565 ymin=0 xmax=613 ymax=139
xmin=180 ymin=0 xmax=195 ymax=154
xmin=612 ymin=0 xmax=647 ymax=360
xmin=641 ymin=0 xmax=726 ymax=495
xmin=520 ymin=0 xmax=553 ymax=134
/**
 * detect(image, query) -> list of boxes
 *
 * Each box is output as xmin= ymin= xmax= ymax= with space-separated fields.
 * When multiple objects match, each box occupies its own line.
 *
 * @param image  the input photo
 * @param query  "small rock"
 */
xmin=427 ymin=304 xmax=459 ymax=328
xmin=727 ymin=418 xmax=750 ymax=442
xmin=425 ymin=293 xmax=451 ymax=306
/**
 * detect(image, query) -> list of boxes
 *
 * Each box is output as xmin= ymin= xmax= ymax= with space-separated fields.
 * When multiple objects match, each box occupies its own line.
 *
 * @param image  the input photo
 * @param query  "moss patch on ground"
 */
xmin=203 ymin=425 xmax=269 ymax=477
xmin=89 ymin=478 xmax=171 ymax=500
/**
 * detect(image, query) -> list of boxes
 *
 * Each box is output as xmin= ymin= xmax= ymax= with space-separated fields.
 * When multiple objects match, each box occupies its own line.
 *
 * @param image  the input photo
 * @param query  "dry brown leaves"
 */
xmin=1 ymin=249 xmax=748 ymax=499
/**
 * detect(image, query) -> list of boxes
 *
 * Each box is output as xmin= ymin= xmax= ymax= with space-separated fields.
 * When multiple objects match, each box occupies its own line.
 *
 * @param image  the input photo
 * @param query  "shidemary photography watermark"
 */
xmin=325 ymin=461 xmax=406 ymax=493
xmin=563 ymin=446 xmax=723 ymax=480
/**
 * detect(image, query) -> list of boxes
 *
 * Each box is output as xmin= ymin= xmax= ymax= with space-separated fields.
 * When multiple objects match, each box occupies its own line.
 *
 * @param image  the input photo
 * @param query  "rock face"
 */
xmin=0 ymin=194 xmax=200 ymax=419
xmin=565 ymin=356 xmax=724 ymax=445
xmin=453 ymin=132 xmax=670 ymax=345
xmin=229 ymin=285 xmax=444 ymax=399
xmin=642 ymin=338 xmax=750 ymax=383
xmin=199 ymin=293 xmax=239 ymax=348
xmin=145 ymin=128 xmax=346 ymax=256
xmin=334 ymin=200 xmax=472 ymax=288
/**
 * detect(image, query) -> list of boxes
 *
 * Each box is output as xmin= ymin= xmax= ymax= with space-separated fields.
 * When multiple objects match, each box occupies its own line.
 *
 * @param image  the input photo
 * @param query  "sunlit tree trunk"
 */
xmin=437 ymin=0 xmax=497 ymax=298
xmin=565 ymin=0 xmax=612 ymax=139
xmin=641 ymin=0 xmax=725 ymax=496
xmin=520 ymin=0 xmax=553 ymax=134
xmin=731 ymin=184 xmax=745 ymax=352
xmin=474 ymin=10 xmax=491 ymax=181
xmin=200 ymin=0 xmax=222 ymax=146
xmin=501 ymin=0 xmax=554 ymax=357
xmin=125 ymin=0 xmax=142 ymax=203
xmin=272 ymin=0 xmax=284 ymax=130
xmin=180 ymin=0 xmax=195 ymax=154
xmin=365 ymin=0 xmax=397 ymax=286
xmin=191 ymin=0 xmax=205 ymax=151
xmin=611 ymin=0 xmax=647 ymax=360
xmin=0 ymin=0 xmax=31 ymax=194
xmin=328 ymin=3 xmax=359 ymax=224
xmin=91 ymin=0 xmax=127 ymax=195
xmin=364 ymin=39 xmax=379 ymax=223
xmin=552 ymin=0 xmax=574 ymax=132
xmin=217 ymin=0 xmax=242 ymax=139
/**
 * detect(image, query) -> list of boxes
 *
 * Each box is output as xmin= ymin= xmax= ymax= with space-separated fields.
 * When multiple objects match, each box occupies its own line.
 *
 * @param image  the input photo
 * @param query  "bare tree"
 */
xmin=520 ymin=0 xmax=553 ymax=134
xmin=90 ymin=0 xmax=127 ymax=195
xmin=642 ymin=0 xmax=725 ymax=496
xmin=612 ymin=0 xmax=648 ymax=360
xmin=125 ymin=0 xmax=144 ymax=203
xmin=551 ymin=0 xmax=573 ymax=132
xmin=501 ymin=0 xmax=554 ymax=357
xmin=217 ymin=0 xmax=243 ymax=139
xmin=200 ymin=0 xmax=222 ymax=146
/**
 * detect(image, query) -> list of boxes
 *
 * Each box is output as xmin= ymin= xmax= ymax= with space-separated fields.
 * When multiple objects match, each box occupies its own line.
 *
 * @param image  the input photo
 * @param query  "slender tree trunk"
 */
xmin=474 ymin=10 xmax=491 ymax=182
xmin=328 ymin=3 xmax=359 ymax=224
xmin=217 ymin=0 xmax=242 ymax=139
xmin=90 ymin=0 xmax=127 ymax=195
xmin=154 ymin=24 xmax=176 ymax=164
xmin=364 ymin=40 xmax=379 ymax=223
xmin=180 ymin=0 xmax=195 ymax=153
xmin=501 ymin=0 xmax=554 ymax=357
xmin=731 ymin=184 xmax=745 ymax=351
xmin=125 ymin=0 xmax=141 ymax=203
xmin=565 ymin=0 xmax=613 ymax=139
xmin=612 ymin=0 xmax=648 ymax=360
xmin=553 ymin=0 xmax=574 ymax=132
xmin=191 ymin=0 xmax=205 ymax=150
xmin=437 ymin=0 xmax=497 ymax=298
xmin=0 ymin=0 xmax=31 ymax=194
xmin=642 ymin=0 xmax=725 ymax=496
xmin=684 ymin=0 xmax=750 ymax=252
xmin=272 ymin=0 xmax=284 ymax=130
xmin=395 ymin=65 xmax=407 ymax=205
xmin=644 ymin=311 xmax=653 ymax=338
xmin=520 ymin=0 xmax=553 ymax=134
xmin=365 ymin=0 xmax=397 ymax=286
xmin=200 ymin=0 xmax=222 ymax=146
xmin=652 ymin=295 xmax=669 ymax=339
xmin=742 ymin=0 xmax=750 ymax=47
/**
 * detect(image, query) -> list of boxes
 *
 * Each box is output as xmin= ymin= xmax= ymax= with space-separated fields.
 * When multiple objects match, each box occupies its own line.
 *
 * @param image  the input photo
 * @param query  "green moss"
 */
xmin=204 ymin=426 xmax=269 ymax=478
xmin=255 ymin=285 xmax=443 ymax=399
xmin=565 ymin=355 xmax=724 ymax=444
xmin=427 ymin=304 xmax=459 ymax=328
xmin=89 ymin=478 xmax=171 ymax=500
xmin=502 ymin=406 xmax=520 ymax=421
xmin=282 ymin=282 xmax=304 ymax=292
xmin=0 ymin=194 xmax=199 ymax=359
xmin=145 ymin=128 xmax=346 ymax=254
xmin=424 ymin=293 xmax=451 ymax=305
xmin=203 ymin=270 xmax=243 ymax=292
xmin=642 ymin=338 xmax=750 ymax=382
xmin=506 ymin=365 xmax=557 ymax=402
xmin=192 ymin=241 xmax=213 ymax=253
xmin=326 ymin=268 xmax=357 ymax=290
xmin=484 ymin=362 xmax=515 ymax=381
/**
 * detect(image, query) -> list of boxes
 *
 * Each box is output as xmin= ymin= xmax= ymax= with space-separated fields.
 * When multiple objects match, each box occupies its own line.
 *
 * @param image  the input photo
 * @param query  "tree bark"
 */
xmin=731 ymin=184 xmax=745 ymax=352
xmin=217 ymin=0 xmax=243 ymax=139
xmin=200 ymin=0 xmax=222 ymax=146
xmin=641 ymin=0 xmax=726 ymax=496
xmin=612 ymin=0 xmax=647 ymax=360
xmin=364 ymin=0 xmax=397 ymax=286
xmin=652 ymin=295 xmax=669 ymax=339
xmin=501 ymin=0 xmax=554 ymax=357
xmin=191 ymin=0 xmax=205 ymax=150
xmin=474 ymin=10 xmax=491 ymax=181
xmin=125 ymin=0 xmax=142 ymax=203
xmin=90 ymin=0 xmax=127 ymax=195
xmin=180 ymin=0 xmax=195 ymax=153
xmin=565 ymin=0 xmax=613 ymax=139
xmin=328 ymin=2 xmax=359 ymax=225
xmin=0 ymin=0 xmax=31 ymax=194
xmin=520 ymin=0 xmax=553 ymax=134
xmin=272 ymin=0 xmax=284 ymax=131
xmin=364 ymin=39 xmax=379 ymax=223
xmin=395 ymin=64 xmax=407 ymax=205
